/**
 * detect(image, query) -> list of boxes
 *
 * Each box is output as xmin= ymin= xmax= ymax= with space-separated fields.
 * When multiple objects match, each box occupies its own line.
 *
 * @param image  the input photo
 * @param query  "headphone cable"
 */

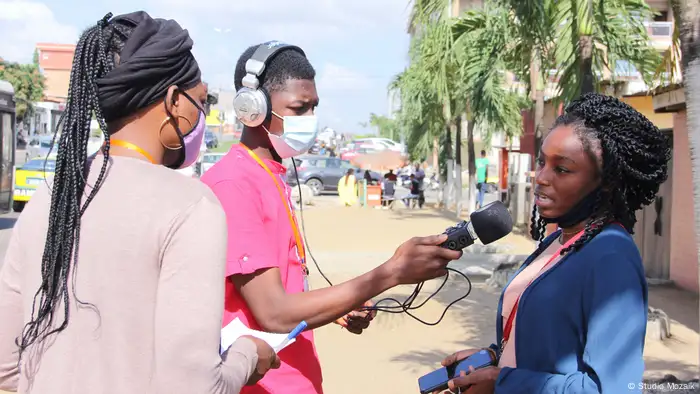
xmin=292 ymin=159 xmax=472 ymax=326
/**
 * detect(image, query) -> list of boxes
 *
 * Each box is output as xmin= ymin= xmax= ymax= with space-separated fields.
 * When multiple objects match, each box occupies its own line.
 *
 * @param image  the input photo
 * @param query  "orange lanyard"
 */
xmin=109 ymin=140 xmax=156 ymax=164
xmin=241 ymin=144 xmax=307 ymax=273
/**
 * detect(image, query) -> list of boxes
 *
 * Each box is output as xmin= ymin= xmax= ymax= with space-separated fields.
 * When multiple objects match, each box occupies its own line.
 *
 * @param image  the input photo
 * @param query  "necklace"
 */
xmin=558 ymin=228 xmax=582 ymax=244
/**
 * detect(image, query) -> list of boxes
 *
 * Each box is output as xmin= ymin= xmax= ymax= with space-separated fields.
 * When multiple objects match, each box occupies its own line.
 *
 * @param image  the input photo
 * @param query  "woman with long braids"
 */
xmin=435 ymin=93 xmax=671 ymax=394
xmin=0 ymin=11 xmax=279 ymax=393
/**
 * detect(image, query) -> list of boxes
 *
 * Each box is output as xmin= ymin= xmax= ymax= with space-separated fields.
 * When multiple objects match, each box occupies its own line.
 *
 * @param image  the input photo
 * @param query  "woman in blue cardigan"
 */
xmin=439 ymin=93 xmax=671 ymax=394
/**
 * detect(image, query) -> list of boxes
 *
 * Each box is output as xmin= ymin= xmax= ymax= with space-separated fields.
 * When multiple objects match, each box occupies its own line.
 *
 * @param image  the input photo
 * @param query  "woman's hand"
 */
xmin=447 ymin=366 xmax=501 ymax=393
xmin=431 ymin=349 xmax=499 ymax=394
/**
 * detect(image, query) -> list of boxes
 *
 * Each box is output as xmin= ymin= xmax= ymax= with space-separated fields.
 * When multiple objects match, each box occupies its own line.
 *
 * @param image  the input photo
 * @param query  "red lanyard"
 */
xmin=240 ymin=144 xmax=307 ymax=273
xmin=501 ymin=230 xmax=584 ymax=352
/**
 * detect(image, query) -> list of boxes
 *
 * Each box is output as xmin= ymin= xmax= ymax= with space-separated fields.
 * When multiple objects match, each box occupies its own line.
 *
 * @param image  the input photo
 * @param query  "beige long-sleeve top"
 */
xmin=0 ymin=155 xmax=258 ymax=393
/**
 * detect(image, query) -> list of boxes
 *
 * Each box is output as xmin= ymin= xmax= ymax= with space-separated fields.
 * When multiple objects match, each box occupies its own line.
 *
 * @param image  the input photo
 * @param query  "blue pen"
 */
xmin=274 ymin=321 xmax=307 ymax=352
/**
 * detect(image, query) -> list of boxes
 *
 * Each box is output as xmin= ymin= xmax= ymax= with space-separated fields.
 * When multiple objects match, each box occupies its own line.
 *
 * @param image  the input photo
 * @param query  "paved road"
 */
xmin=0 ymin=212 xmax=18 ymax=271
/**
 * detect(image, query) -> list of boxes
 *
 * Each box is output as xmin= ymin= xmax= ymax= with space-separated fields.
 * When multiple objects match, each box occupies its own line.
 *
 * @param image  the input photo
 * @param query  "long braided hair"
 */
xmin=530 ymin=93 xmax=671 ymax=255
xmin=17 ymin=14 xmax=135 ymax=358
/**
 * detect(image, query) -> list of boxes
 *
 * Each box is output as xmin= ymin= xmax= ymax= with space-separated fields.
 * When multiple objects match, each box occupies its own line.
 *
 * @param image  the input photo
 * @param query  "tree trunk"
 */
xmin=433 ymin=137 xmax=439 ymax=170
xmin=455 ymin=115 xmax=463 ymax=217
xmin=530 ymin=48 xmax=544 ymax=152
xmin=466 ymin=120 xmax=476 ymax=214
xmin=529 ymin=49 xmax=546 ymax=229
xmin=670 ymin=0 xmax=700 ymax=375
xmin=579 ymin=35 xmax=595 ymax=94
xmin=444 ymin=125 xmax=453 ymax=208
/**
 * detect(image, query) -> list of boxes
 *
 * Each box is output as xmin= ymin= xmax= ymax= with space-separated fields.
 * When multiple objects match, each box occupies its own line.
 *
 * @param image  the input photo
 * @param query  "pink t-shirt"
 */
xmin=202 ymin=145 xmax=323 ymax=394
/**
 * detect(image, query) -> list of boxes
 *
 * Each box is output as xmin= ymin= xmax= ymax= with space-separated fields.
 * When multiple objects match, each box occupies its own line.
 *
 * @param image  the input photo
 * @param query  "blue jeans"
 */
xmin=477 ymin=182 xmax=486 ymax=208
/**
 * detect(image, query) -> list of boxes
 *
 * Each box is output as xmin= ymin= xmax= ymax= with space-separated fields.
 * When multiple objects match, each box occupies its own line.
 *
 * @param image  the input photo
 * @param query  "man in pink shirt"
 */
xmin=201 ymin=41 xmax=461 ymax=394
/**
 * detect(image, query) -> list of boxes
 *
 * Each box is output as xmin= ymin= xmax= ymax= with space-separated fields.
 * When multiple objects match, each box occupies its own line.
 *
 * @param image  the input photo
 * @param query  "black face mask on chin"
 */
xmin=540 ymin=187 xmax=602 ymax=228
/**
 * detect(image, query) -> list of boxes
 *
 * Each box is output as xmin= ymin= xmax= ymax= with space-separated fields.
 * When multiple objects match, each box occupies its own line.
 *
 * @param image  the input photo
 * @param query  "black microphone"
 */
xmin=439 ymin=201 xmax=513 ymax=250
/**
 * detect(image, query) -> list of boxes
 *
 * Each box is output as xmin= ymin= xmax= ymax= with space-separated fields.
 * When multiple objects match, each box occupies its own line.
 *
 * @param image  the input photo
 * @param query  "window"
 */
xmin=325 ymin=159 xmax=340 ymax=168
xmin=340 ymin=160 xmax=354 ymax=169
xmin=614 ymin=60 xmax=639 ymax=78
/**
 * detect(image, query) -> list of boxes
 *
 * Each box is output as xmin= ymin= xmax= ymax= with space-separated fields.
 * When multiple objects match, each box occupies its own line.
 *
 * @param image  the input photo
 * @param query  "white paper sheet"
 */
xmin=220 ymin=318 xmax=296 ymax=355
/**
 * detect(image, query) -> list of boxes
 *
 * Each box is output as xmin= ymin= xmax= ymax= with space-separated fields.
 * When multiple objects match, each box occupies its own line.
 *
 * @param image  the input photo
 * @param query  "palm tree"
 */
xmin=395 ymin=0 xmax=527 ymax=214
xmin=361 ymin=113 xmax=401 ymax=142
xmin=668 ymin=0 xmax=700 ymax=369
xmin=498 ymin=0 xmax=662 ymax=160
xmin=395 ymin=4 xmax=465 ymax=208
xmin=452 ymin=6 xmax=528 ymax=212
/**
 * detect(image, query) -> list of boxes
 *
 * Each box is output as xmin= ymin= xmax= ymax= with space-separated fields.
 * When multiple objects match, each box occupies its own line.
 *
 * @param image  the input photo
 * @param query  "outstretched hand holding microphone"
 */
xmin=333 ymin=234 xmax=463 ymax=332
xmin=341 ymin=201 xmax=514 ymax=329
xmin=384 ymin=234 xmax=464 ymax=285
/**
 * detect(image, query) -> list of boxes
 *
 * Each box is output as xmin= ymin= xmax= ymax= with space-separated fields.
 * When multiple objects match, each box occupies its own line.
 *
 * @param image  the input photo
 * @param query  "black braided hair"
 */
xmin=530 ymin=93 xmax=671 ymax=255
xmin=17 ymin=13 xmax=135 ymax=359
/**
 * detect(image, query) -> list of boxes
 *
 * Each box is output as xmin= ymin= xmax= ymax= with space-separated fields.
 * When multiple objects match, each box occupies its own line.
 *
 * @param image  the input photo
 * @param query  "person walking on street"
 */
xmin=338 ymin=168 xmax=358 ymax=206
xmin=475 ymin=150 xmax=489 ymax=209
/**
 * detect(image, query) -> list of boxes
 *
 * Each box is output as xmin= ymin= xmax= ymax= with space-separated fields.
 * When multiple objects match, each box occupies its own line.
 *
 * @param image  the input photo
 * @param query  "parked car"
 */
xmin=204 ymin=130 xmax=219 ymax=149
xmin=287 ymin=155 xmax=380 ymax=195
xmin=352 ymin=137 xmax=406 ymax=154
xmin=13 ymin=156 xmax=56 ymax=212
xmin=200 ymin=152 xmax=225 ymax=175
xmin=339 ymin=146 xmax=379 ymax=161
xmin=26 ymin=135 xmax=59 ymax=161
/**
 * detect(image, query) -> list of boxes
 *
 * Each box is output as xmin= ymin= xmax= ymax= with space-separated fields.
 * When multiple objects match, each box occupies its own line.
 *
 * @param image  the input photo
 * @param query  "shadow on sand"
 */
xmin=375 ymin=276 xmax=500 ymax=373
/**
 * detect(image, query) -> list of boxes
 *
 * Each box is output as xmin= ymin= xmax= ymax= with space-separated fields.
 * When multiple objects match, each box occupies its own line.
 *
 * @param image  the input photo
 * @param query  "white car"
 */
xmin=200 ymin=153 xmax=225 ymax=175
xmin=26 ymin=135 xmax=59 ymax=161
xmin=352 ymin=138 xmax=406 ymax=154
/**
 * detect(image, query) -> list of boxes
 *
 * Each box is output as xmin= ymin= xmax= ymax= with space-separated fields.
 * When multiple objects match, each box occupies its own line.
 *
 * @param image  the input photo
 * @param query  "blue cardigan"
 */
xmin=492 ymin=225 xmax=648 ymax=393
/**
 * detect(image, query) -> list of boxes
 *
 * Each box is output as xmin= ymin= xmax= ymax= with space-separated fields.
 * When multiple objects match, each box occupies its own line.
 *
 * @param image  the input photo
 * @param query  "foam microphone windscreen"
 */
xmin=470 ymin=201 xmax=513 ymax=245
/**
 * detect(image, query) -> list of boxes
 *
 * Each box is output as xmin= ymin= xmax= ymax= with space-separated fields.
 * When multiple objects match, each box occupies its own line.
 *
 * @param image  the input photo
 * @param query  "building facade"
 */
xmin=25 ymin=43 xmax=76 ymax=136
xmin=35 ymin=43 xmax=75 ymax=103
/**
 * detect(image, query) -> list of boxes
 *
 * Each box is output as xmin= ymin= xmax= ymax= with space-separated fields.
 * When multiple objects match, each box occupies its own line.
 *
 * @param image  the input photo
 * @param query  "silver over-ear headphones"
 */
xmin=233 ymin=41 xmax=306 ymax=128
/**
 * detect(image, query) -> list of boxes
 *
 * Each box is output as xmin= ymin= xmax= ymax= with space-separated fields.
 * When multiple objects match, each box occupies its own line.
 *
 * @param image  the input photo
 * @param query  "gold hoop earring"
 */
xmin=158 ymin=115 xmax=192 ymax=150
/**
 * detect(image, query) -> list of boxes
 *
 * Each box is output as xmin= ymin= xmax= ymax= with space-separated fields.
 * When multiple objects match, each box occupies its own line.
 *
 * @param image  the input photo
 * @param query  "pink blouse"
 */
xmin=498 ymin=239 xmax=564 ymax=368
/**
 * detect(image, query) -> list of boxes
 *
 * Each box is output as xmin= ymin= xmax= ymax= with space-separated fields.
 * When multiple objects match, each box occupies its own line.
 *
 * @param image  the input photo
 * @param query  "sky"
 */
xmin=0 ymin=0 xmax=413 ymax=134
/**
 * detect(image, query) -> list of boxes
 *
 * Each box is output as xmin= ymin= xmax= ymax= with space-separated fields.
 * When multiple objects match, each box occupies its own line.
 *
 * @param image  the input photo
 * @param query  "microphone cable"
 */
xmin=292 ymin=159 xmax=472 ymax=326
xmin=293 ymin=159 xmax=335 ymax=287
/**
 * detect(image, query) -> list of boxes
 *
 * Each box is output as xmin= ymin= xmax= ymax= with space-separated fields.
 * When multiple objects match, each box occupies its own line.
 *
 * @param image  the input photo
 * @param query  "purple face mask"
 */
xmin=164 ymin=89 xmax=206 ymax=170
xmin=177 ymin=110 xmax=205 ymax=169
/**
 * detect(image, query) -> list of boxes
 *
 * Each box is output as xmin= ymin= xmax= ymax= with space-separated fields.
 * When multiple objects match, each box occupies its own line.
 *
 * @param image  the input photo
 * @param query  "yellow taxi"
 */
xmin=13 ymin=156 xmax=56 ymax=212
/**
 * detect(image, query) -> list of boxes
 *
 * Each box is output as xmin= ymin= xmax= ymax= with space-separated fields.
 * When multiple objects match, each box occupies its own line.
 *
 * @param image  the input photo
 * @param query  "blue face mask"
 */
xmin=263 ymin=111 xmax=319 ymax=158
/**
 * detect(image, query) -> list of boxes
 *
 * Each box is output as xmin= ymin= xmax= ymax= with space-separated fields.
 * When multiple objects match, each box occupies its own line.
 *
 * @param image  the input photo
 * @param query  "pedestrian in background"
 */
xmin=338 ymin=168 xmax=358 ymax=206
xmin=475 ymin=149 xmax=489 ymax=209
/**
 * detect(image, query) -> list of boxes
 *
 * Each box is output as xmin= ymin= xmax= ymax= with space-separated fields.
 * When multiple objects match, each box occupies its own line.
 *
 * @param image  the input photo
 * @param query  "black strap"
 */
xmin=249 ymin=41 xmax=305 ymax=77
